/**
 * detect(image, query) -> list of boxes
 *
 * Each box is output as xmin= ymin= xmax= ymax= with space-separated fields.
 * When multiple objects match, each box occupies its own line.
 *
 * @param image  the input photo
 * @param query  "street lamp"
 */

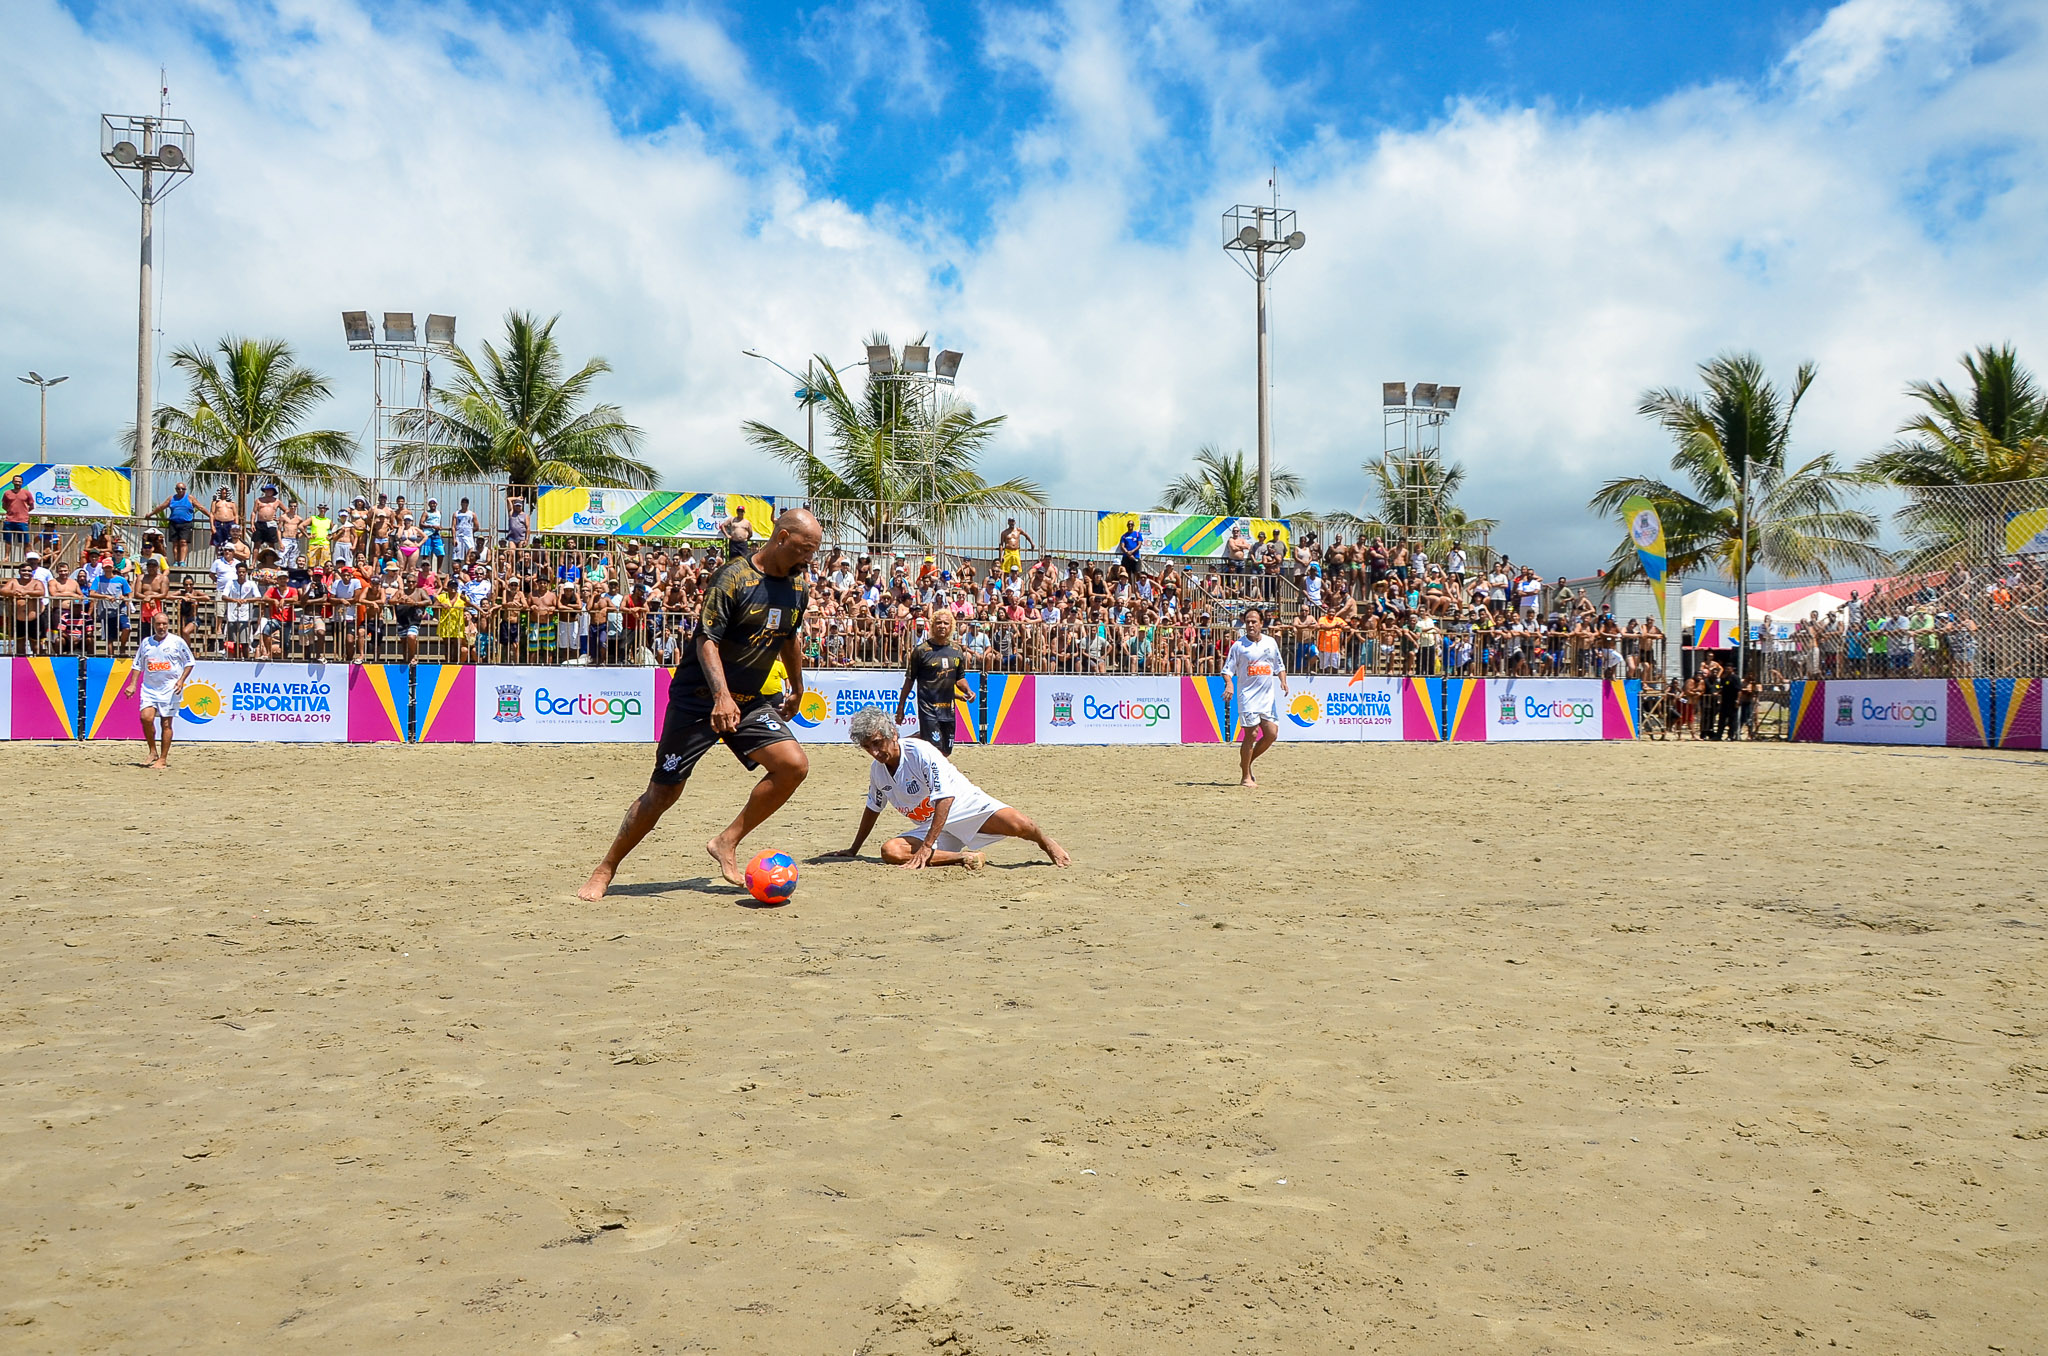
xmin=1222 ymin=200 xmax=1306 ymax=518
xmin=17 ymin=373 xmax=69 ymax=461
xmin=743 ymin=348 xmax=864 ymax=465
xmin=101 ymin=110 xmax=195 ymax=514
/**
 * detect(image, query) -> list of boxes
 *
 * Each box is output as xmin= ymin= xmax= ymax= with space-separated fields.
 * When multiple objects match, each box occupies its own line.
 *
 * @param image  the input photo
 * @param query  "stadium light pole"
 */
xmin=101 ymin=108 xmax=195 ymax=514
xmin=743 ymin=348 xmax=864 ymax=467
xmin=17 ymin=373 xmax=68 ymax=460
xmin=1222 ymin=200 xmax=1306 ymax=519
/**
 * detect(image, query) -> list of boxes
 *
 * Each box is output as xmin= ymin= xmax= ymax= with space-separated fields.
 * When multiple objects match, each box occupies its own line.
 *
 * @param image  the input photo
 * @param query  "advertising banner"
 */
xmin=1035 ymin=675 xmax=1181 ymax=744
xmin=1442 ymin=678 xmax=1636 ymax=742
xmin=1993 ymin=678 xmax=2041 ymax=750
xmin=474 ymin=665 xmax=654 ymax=742
xmin=0 ymin=462 xmax=133 ymax=518
xmin=1818 ymin=678 xmax=1950 ymax=746
xmin=160 ymin=661 xmax=349 ymax=742
xmin=784 ymin=670 xmax=916 ymax=744
xmin=0 ymin=656 xmax=11 ymax=736
xmin=1282 ymin=675 xmax=1416 ymax=742
xmin=10 ymin=657 xmax=79 ymax=739
xmin=348 ymin=666 xmax=409 ymax=743
xmin=1788 ymin=681 xmax=1825 ymax=742
xmin=533 ymin=487 xmax=774 ymax=540
xmin=1949 ymin=679 xmax=1994 ymax=749
xmin=1095 ymin=511 xmax=1289 ymax=558
xmin=2005 ymin=509 xmax=2048 ymax=556
xmin=1485 ymin=678 xmax=1607 ymax=741
xmin=414 ymin=664 xmax=476 ymax=742
xmin=956 ymin=672 xmax=1035 ymax=745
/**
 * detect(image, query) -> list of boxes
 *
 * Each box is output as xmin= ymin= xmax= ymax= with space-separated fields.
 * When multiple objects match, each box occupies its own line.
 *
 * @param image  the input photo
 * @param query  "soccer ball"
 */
xmin=744 ymin=850 xmax=799 ymax=905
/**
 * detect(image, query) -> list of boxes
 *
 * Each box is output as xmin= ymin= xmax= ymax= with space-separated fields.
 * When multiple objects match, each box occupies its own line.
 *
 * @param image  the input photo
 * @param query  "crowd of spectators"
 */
xmin=1772 ymin=558 xmax=2048 ymax=679
xmin=3 ymin=490 xmax=1677 ymax=679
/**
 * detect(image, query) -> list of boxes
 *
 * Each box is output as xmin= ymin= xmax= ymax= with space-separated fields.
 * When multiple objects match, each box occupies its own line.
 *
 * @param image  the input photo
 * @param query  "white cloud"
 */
xmin=1781 ymin=0 xmax=1966 ymax=98
xmin=3 ymin=0 xmax=2047 ymax=574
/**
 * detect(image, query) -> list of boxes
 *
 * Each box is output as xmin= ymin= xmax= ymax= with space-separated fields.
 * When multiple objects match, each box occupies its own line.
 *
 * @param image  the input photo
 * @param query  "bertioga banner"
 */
xmin=1095 ymin=511 xmax=1291 ymax=558
xmin=0 ymin=463 xmax=134 ymax=517
xmin=533 ymin=487 xmax=775 ymax=539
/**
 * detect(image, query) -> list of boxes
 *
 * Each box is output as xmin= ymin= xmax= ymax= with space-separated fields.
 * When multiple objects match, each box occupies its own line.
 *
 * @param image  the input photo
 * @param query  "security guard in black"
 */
xmin=652 ymin=552 xmax=807 ymax=783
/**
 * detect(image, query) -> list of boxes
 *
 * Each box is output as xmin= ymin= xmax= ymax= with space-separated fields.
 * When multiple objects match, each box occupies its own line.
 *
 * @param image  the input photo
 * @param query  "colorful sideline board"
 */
xmin=1787 ymin=679 xmax=1994 ymax=748
xmin=1443 ymin=679 xmax=1642 ymax=742
xmin=76 ymin=659 xmax=408 ymax=742
xmin=20 ymin=665 xmax=2048 ymax=748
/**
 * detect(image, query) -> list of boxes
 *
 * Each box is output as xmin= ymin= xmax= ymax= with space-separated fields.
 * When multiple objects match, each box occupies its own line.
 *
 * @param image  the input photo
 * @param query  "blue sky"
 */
xmin=532 ymin=1 xmax=1818 ymax=232
xmin=8 ymin=0 xmax=2048 ymax=574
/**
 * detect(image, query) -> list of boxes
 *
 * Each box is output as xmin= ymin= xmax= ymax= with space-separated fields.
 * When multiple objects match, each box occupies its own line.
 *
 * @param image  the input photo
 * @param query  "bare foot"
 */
xmin=1240 ymin=774 xmax=1257 ymax=788
xmin=1043 ymin=839 xmax=1071 ymax=868
xmin=577 ymin=864 xmax=615 ymax=902
xmin=961 ymin=851 xmax=986 ymax=871
xmin=706 ymin=837 xmax=745 ymax=887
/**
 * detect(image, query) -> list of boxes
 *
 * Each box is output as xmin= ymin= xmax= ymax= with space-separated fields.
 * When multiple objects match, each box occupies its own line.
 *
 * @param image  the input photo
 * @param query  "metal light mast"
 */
xmin=1221 ymin=200 xmax=1305 ymax=518
xmin=101 ymin=108 xmax=195 ymax=513
xmin=17 ymin=373 xmax=69 ymax=460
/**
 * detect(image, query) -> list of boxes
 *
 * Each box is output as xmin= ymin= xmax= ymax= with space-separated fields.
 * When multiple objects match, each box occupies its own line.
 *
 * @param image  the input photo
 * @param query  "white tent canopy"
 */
xmin=1681 ymin=588 xmax=1738 ymax=625
xmin=1753 ymin=589 xmax=1849 ymax=625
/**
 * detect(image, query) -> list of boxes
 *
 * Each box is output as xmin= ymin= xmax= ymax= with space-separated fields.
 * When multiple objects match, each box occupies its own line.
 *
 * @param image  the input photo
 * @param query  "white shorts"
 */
xmin=1238 ymin=700 xmax=1279 ymax=728
xmin=903 ymin=804 xmax=1010 ymax=854
xmin=140 ymin=694 xmax=177 ymax=717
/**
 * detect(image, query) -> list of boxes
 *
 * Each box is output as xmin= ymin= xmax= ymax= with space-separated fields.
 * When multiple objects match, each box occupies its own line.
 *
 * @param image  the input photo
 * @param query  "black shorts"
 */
xmin=651 ymin=690 xmax=796 ymax=785
xmin=168 ymin=521 xmax=193 ymax=546
xmin=253 ymin=522 xmax=280 ymax=547
xmin=1120 ymin=553 xmax=1142 ymax=579
xmin=917 ymin=708 xmax=956 ymax=756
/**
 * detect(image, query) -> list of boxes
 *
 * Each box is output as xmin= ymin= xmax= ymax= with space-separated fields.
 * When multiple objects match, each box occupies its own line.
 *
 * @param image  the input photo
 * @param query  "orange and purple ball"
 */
xmin=744 ymin=850 xmax=799 ymax=904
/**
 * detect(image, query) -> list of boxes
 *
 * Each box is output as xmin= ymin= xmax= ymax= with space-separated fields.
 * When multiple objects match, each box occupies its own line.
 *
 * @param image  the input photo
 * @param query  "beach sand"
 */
xmin=2 ymin=737 xmax=2043 ymax=1353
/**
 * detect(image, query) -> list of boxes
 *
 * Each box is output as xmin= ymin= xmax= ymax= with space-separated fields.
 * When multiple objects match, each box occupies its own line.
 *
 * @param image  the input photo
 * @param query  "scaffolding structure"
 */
xmin=1377 ymin=380 xmax=1461 ymax=547
xmin=343 ymin=311 xmax=455 ymax=483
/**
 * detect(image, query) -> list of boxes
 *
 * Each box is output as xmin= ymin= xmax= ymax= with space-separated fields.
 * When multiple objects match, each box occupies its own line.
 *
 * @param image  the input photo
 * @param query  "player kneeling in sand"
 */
xmin=827 ymin=707 xmax=1070 ymax=871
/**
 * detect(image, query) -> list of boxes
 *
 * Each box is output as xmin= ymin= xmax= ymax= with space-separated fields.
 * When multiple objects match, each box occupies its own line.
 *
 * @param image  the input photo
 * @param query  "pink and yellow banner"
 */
xmin=413 ymin=664 xmax=476 ymax=743
xmin=348 ymin=666 xmax=408 ymax=743
xmin=1995 ymin=678 xmax=2041 ymax=750
xmin=10 ymin=657 xmax=78 ymax=740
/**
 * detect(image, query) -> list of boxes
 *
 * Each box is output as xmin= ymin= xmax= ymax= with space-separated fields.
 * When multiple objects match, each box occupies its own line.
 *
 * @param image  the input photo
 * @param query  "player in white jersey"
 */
xmin=122 ymin=611 xmax=195 ymax=769
xmin=1223 ymin=606 xmax=1289 ymax=788
xmin=828 ymin=707 xmax=1071 ymax=870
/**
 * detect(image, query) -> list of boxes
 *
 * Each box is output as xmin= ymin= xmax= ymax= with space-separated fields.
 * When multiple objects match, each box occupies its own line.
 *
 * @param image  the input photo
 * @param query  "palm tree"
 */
xmin=131 ymin=337 xmax=358 ymax=512
xmin=391 ymin=310 xmax=652 ymax=495
xmin=1860 ymin=344 xmax=2048 ymax=566
xmin=1356 ymin=454 xmax=1497 ymax=549
xmin=742 ymin=333 xmax=1043 ymax=550
xmin=1157 ymin=445 xmax=1302 ymax=516
xmin=1589 ymin=352 xmax=1887 ymax=589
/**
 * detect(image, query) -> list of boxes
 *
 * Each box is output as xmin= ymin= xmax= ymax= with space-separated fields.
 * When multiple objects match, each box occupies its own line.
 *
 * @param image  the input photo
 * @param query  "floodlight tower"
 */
xmin=344 ymin=311 xmax=456 ymax=483
xmin=101 ymin=110 xmax=195 ymax=513
xmin=867 ymin=338 xmax=964 ymax=554
xmin=1221 ymin=201 xmax=1306 ymax=519
xmin=1378 ymin=381 xmax=1462 ymax=550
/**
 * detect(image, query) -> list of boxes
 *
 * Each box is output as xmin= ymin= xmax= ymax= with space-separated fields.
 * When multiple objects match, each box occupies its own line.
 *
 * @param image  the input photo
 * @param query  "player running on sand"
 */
xmin=826 ymin=707 xmax=1070 ymax=871
xmin=1223 ymin=606 xmax=1288 ymax=788
xmin=122 ymin=611 xmax=195 ymax=769
xmin=578 ymin=509 xmax=822 ymax=900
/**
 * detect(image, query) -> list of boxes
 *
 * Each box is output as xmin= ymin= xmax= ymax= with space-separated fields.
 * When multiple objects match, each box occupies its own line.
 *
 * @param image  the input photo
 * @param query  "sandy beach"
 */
xmin=2 ymin=737 xmax=2043 ymax=1353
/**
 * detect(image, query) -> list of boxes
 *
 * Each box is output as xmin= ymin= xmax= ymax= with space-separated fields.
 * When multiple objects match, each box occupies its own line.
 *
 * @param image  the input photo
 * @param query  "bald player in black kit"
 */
xmin=578 ymin=508 xmax=822 ymax=900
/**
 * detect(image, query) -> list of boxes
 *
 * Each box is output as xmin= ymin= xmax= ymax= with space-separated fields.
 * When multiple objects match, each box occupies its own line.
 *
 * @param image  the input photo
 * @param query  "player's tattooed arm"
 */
xmin=698 ymin=630 xmax=740 ymax=732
